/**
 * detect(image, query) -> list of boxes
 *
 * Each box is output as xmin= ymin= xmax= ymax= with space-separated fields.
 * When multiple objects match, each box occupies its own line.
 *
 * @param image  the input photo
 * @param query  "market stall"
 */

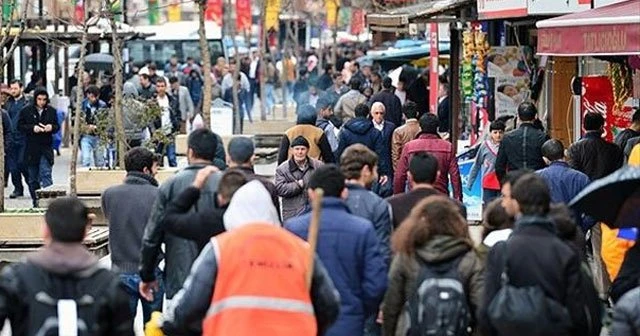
xmin=536 ymin=0 xmax=640 ymax=143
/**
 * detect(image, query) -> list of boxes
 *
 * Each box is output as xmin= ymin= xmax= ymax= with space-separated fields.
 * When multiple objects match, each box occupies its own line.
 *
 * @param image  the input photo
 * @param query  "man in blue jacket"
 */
xmin=286 ymin=164 xmax=388 ymax=336
xmin=5 ymin=79 xmax=28 ymax=198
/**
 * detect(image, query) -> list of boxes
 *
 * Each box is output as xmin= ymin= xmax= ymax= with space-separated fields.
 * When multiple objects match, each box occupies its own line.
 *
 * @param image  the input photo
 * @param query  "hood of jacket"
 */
xmin=224 ymin=180 xmax=281 ymax=231
xmin=123 ymin=82 xmax=139 ymax=98
xmin=27 ymin=242 xmax=98 ymax=276
xmin=344 ymin=117 xmax=373 ymax=135
xmin=297 ymin=104 xmax=318 ymax=125
xmin=483 ymin=228 xmax=513 ymax=247
xmin=415 ymin=235 xmax=471 ymax=263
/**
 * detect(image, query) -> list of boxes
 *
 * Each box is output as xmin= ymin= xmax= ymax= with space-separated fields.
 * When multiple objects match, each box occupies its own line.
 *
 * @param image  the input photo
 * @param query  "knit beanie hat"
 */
xmin=290 ymin=136 xmax=310 ymax=149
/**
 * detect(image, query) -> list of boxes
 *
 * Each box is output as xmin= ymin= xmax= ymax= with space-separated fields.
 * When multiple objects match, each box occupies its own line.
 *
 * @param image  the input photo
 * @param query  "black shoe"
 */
xmin=9 ymin=192 xmax=23 ymax=199
xmin=32 ymin=200 xmax=39 ymax=208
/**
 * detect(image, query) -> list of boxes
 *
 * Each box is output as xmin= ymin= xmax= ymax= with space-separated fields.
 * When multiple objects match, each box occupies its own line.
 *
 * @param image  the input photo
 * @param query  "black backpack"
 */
xmin=487 ymin=241 xmax=572 ymax=336
xmin=15 ymin=262 xmax=119 ymax=336
xmin=403 ymin=255 xmax=471 ymax=336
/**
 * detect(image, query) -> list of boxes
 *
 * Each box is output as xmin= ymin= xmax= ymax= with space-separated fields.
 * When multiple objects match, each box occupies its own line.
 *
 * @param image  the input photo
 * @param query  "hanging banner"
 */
xmin=2 ymin=0 xmax=14 ymax=22
xmin=74 ymin=0 xmax=85 ymax=24
xmin=148 ymin=0 xmax=159 ymax=25
xmin=325 ymin=0 xmax=338 ymax=28
xmin=581 ymin=76 xmax=633 ymax=142
xmin=487 ymin=46 xmax=533 ymax=119
xmin=350 ymin=9 xmax=364 ymax=35
xmin=167 ymin=1 xmax=181 ymax=22
xmin=477 ymin=0 xmax=527 ymax=20
xmin=429 ymin=23 xmax=439 ymax=115
xmin=236 ymin=0 xmax=251 ymax=33
xmin=205 ymin=0 xmax=223 ymax=26
xmin=265 ymin=0 xmax=281 ymax=31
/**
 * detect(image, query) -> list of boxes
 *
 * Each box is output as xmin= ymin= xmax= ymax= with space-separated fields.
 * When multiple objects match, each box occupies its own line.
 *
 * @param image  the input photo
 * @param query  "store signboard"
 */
xmin=580 ymin=76 xmax=633 ymax=142
xmin=594 ymin=0 xmax=628 ymax=8
xmin=477 ymin=0 xmax=527 ymax=20
xmin=487 ymin=46 xmax=533 ymax=119
xmin=528 ymin=0 xmax=591 ymax=15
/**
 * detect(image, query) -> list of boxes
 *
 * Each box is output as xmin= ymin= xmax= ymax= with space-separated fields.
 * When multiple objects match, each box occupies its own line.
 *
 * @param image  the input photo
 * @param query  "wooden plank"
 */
xmin=176 ymin=134 xmax=188 ymax=155
xmin=76 ymin=167 xmax=178 ymax=195
xmin=0 ymin=213 xmax=45 ymax=240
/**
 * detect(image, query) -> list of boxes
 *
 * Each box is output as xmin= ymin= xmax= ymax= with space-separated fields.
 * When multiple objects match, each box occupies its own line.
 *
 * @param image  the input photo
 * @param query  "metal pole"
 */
xmin=449 ymin=22 xmax=461 ymax=154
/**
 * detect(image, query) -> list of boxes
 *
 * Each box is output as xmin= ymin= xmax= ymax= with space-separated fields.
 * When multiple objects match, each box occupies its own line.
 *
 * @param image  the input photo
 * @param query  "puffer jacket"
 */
xmin=139 ymin=164 xmax=223 ymax=298
xmin=336 ymin=117 xmax=390 ymax=175
xmin=567 ymin=131 xmax=623 ymax=180
xmin=612 ymin=287 xmax=640 ymax=336
xmin=274 ymin=157 xmax=323 ymax=221
xmin=345 ymin=184 xmax=392 ymax=266
xmin=494 ymin=123 xmax=549 ymax=182
xmin=382 ymin=235 xmax=485 ymax=336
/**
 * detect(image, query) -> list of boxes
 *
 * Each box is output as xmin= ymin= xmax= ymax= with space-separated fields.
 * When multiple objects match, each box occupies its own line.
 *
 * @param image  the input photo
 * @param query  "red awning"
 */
xmin=536 ymin=0 xmax=640 ymax=56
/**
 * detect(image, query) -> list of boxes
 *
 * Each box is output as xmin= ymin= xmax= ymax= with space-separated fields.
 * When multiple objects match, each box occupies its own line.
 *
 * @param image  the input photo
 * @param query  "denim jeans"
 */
xmin=156 ymin=141 xmax=177 ymax=167
xmin=28 ymin=155 xmax=53 ymax=203
xmin=482 ymin=188 xmax=501 ymax=207
xmin=264 ymin=83 xmax=275 ymax=113
xmin=80 ymin=135 xmax=105 ymax=167
xmin=9 ymin=140 xmax=29 ymax=195
xmin=119 ymin=270 xmax=164 ymax=324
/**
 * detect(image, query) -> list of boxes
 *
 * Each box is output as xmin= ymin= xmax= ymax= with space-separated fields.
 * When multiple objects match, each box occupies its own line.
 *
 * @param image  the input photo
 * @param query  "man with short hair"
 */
xmin=394 ymin=113 xmax=462 ymax=201
xmin=370 ymin=77 xmax=402 ymax=127
xmin=391 ymin=101 xmax=421 ymax=171
xmin=227 ymin=136 xmax=280 ymax=213
xmin=340 ymin=144 xmax=392 ymax=265
xmin=369 ymin=102 xmax=395 ymax=196
xmin=335 ymin=78 xmax=367 ymax=124
xmin=537 ymin=139 xmax=590 ymax=206
xmin=317 ymin=63 xmax=334 ymax=91
xmin=138 ymin=73 xmax=156 ymax=99
xmin=102 ymin=147 xmax=163 ymax=324
xmin=437 ymin=76 xmax=451 ymax=135
xmin=480 ymin=174 xmax=589 ymax=336
xmin=495 ymin=102 xmax=549 ymax=182
xmin=315 ymin=96 xmax=339 ymax=155
xmin=18 ymin=88 xmax=60 ymax=207
xmin=139 ymin=128 xmax=224 ymax=307
xmin=169 ymin=76 xmax=194 ymax=133
xmin=0 ymin=197 xmax=133 ymax=335
xmin=154 ymin=78 xmax=180 ymax=167
xmin=5 ymin=79 xmax=29 ymax=198
xmin=81 ymin=85 xmax=108 ymax=167
xmin=286 ymin=164 xmax=388 ymax=336
xmin=615 ymin=108 xmax=640 ymax=152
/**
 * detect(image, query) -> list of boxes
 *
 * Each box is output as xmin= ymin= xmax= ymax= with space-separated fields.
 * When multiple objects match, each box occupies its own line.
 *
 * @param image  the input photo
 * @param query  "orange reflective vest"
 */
xmin=202 ymin=223 xmax=317 ymax=336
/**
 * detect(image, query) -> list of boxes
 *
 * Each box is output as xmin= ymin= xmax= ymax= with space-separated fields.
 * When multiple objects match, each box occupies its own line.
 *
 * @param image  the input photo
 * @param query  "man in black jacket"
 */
xmin=495 ymin=102 xmax=549 ymax=182
xmin=369 ymin=77 xmax=403 ymax=127
xmin=102 ymin=147 xmax=162 ymax=324
xmin=17 ymin=87 xmax=60 ymax=207
xmin=2 ymin=108 xmax=12 ymax=185
xmin=154 ymin=78 xmax=180 ymax=167
xmin=481 ymin=173 xmax=589 ymax=336
xmin=0 ymin=198 xmax=133 ymax=335
xmin=139 ymin=128 xmax=223 ymax=306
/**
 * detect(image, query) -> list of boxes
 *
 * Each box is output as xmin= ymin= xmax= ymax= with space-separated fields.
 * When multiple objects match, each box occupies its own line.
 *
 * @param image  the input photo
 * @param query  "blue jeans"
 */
xmin=156 ymin=141 xmax=177 ymax=167
xmin=28 ymin=155 xmax=53 ymax=203
xmin=119 ymin=270 xmax=164 ymax=324
xmin=483 ymin=188 xmax=501 ymax=207
xmin=265 ymin=83 xmax=275 ymax=113
xmin=9 ymin=140 xmax=29 ymax=195
xmin=80 ymin=135 xmax=105 ymax=167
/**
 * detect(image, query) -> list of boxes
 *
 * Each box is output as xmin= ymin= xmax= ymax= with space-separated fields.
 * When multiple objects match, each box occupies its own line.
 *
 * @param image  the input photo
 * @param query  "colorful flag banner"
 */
xmin=265 ymin=0 xmax=281 ymax=31
xmin=148 ymin=0 xmax=159 ymax=25
xmin=236 ymin=0 xmax=251 ymax=33
xmin=205 ymin=0 xmax=223 ymax=26
xmin=167 ymin=1 xmax=181 ymax=22
xmin=350 ymin=9 xmax=365 ymax=35
xmin=2 ymin=0 xmax=14 ymax=22
xmin=325 ymin=0 xmax=338 ymax=28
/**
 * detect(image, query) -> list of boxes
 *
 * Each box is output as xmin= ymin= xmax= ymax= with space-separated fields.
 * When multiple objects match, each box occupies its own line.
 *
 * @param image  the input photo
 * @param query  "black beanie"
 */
xmin=290 ymin=136 xmax=310 ymax=149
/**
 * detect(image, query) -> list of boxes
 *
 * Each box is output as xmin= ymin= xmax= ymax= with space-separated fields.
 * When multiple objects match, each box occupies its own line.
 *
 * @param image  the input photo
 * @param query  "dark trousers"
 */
xmin=27 ymin=156 xmax=53 ymax=205
xmin=482 ymin=188 xmax=501 ymax=207
xmin=9 ymin=140 xmax=29 ymax=195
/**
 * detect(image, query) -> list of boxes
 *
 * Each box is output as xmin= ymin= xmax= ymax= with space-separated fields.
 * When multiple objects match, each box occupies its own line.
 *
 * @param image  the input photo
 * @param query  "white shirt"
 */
xmin=249 ymin=59 xmax=259 ymax=78
xmin=373 ymin=120 xmax=385 ymax=131
xmin=157 ymin=95 xmax=172 ymax=135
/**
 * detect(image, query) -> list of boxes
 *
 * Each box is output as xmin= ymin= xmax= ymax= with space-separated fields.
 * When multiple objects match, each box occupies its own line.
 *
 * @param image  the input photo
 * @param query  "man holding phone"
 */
xmin=18 ymin=87 xmax=60 ymax=207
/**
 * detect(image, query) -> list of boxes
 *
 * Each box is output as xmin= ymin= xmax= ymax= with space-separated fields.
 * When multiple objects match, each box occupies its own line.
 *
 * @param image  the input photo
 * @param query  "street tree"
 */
xmin=0 ymin=0 xmax=29 ymax=212
xmin=107 ymin=0 xmax=126 ymax=168
xmin=198 ymin=0 xmax=213 ymax=129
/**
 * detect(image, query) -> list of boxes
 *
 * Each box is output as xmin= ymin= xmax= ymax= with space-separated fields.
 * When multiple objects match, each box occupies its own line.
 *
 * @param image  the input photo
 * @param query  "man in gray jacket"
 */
xmin=169 ymin=76 xmax=194 ymax=133
xmin=139 ymin=128 xmax=223 ymax=304
xmin=102 ymin=147 xmax=162 ymax=324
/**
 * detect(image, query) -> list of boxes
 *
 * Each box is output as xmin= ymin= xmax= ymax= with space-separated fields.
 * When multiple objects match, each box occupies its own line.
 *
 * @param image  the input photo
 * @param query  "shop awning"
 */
xmin=536 ymin=0 xmax=640 ymax=56
xmin=367 ymin=0 xmax=473 ymax=32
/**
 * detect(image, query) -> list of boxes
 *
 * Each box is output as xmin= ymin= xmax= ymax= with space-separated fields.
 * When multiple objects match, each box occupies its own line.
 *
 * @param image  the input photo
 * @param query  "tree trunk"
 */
xmin=70 ymin=18 xmax=89 ymax=197
xmin=0 ymin=111 xmax=4 ymax=212
xmin=232 ymin=41 xmax=241 ymax=134
xmin=259 ymin=3 xmax=267 ymax=121
xmin=198 ymin=3 xmax=212 ymax=129
xmin=110 ymin=13 xmax=126 ymax=168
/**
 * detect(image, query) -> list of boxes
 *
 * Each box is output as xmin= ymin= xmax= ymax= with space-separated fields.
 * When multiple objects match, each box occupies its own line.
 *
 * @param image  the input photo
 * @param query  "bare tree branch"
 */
xmin=0 ymin=0 xmax=30 ymax=68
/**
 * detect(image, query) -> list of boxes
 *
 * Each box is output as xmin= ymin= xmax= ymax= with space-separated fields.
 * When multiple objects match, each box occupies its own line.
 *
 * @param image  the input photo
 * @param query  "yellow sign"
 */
xmin=167 ymin=3 xmax=181 ymax=22
xmin=265 ymin=0 xmax=280 ymax=31
xmin=325 ymin=0 xmax=338 ymax=28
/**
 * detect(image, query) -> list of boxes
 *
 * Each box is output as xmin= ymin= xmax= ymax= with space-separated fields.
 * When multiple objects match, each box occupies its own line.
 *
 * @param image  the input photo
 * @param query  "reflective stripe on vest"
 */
xmin=206 ymin=295 xmax=315 ymax=317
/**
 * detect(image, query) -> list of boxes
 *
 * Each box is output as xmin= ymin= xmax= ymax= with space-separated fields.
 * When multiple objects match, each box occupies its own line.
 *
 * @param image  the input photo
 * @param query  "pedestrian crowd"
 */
xmin=2 ymin=48 xmax=640 ymax=336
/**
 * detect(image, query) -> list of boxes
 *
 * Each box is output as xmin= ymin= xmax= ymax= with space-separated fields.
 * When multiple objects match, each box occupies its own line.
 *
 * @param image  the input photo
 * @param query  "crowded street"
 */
xmin=1 ymin=0 xmax=640 ymax=335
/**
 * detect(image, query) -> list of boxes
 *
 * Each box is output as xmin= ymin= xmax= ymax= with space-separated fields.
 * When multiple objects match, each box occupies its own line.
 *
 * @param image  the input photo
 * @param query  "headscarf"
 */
xmin=223 ymin=180 xmax=281 ymax=231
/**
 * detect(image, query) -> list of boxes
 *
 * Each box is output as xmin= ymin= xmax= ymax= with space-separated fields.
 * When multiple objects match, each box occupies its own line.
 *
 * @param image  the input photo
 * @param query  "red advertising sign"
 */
xmin=581 ymin=76 xmax=632 ymax=142
xmin=236 ymin=0 xmax=251 ymax=33
xmin=429 ymin=23 xmax=439 ymax=115
xmin=350 ymin=9 xmax=365 ymax=35
xmin=205 ymin=0 xmax=223 ymax=26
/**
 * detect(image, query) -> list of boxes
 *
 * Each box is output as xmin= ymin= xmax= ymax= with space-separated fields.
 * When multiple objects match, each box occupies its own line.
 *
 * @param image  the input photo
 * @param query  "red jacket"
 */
xmin=393 ymin=133 xmax=462 ymax=201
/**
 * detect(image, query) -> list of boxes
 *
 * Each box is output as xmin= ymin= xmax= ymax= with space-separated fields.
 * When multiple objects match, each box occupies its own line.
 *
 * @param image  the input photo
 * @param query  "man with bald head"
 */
xmin=370 ymin=101 xmax=396 ymax=197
